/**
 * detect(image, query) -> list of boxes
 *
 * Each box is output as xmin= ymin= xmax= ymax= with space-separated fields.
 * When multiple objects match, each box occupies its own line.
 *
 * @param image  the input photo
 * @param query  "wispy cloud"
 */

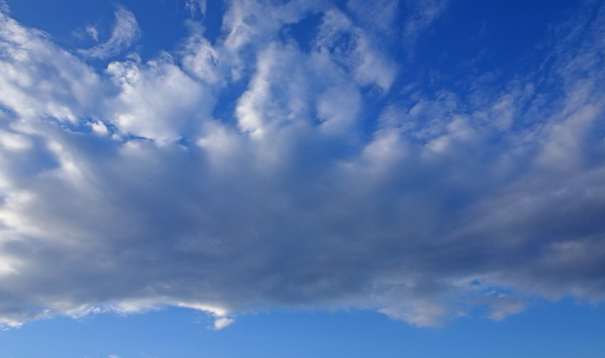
xmin=403 ymin=0 xmax=449 ymax=42
xmin=347 ymin=0 xmax=399 ymax=33
xmin=314 ymin=8 xmax=398 ymax=91
xmin=86 ymin=25 xmax=99 ymax=42
xmin=138 ymin=352 xmax=159 ymax=358
xmin=185 ymin=0 xmax=207 ymax=16
xmin=79 ymin=6 xmax=140 ymax=59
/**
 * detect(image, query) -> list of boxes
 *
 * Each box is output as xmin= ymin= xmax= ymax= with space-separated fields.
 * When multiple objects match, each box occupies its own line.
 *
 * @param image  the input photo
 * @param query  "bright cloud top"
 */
xmin=1 ymin=0 xmax=605 ymax=330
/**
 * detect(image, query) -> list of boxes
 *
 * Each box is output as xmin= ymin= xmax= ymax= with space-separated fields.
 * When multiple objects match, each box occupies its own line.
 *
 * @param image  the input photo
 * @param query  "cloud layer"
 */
xmin=1 ymin=0 xmax=605 ymax=329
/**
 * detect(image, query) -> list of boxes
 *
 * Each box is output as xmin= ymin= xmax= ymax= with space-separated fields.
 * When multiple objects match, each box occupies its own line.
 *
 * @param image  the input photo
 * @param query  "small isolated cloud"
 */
xmin=211 ymin=317 xmax=235 ymax=330
xmin=109 ymin=355 xmax=121 ymax=358
xmin=86 ymin=25 xmax=99 ymax=42
xmin=71 ymin=24 xmax=99 ymax=42
xmin=185 ymin=0 xmax=206 ymax=16
xmin=79 ymin=6 xmax=140 ymax=59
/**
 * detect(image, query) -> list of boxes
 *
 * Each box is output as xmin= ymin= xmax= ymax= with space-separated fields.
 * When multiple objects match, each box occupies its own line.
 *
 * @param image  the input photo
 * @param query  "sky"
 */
xmin=0 ymin=0 xmax=605 ymax=356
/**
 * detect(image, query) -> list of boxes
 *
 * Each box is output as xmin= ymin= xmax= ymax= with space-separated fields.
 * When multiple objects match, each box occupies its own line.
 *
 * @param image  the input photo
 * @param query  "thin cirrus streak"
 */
xmin=0 ymin=0 xmax=605 ymax=330
xmin=78 ymin=6 xmax=141 ymax=59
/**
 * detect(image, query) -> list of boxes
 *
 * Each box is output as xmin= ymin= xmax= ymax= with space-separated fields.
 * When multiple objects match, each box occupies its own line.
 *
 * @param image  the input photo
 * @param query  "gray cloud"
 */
xmin=0 ymin=0 xmax=605 ymax=329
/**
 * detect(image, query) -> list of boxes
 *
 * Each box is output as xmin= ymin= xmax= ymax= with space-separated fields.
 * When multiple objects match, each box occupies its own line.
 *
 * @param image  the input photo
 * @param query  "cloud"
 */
xmin=185 ymin=0 xmax=207 ymax=16
xmin=105 ymin=54 xmax=214 ymax=142
xmin=138 ymin=352 xmax=158 ymax=358
xmin=221 ymin=0 xmax=326 ymax=51
xmin=0 ymin=0 xmax=605 ymax=329
xmin=314 ymin=8 xmax=398 ymax=91
xmin=211 ymin=317 xmax=234 ymax=330
xmin=71 ymin=24 xmax=100 ymax=42
xmin=86 ymin=25 xmax=99 ymax=42
xmin=0 ymin=10 xmax=102 ymax=123
xmin=403 ymin=0 xmax=449 ymax=43
xmin=180 ymin=22 xmax=221 ymax=84
xmin=79 ymin=6 xmax=140 ymax=59
xmin=347 ymin=0 xmax=399 ymax=33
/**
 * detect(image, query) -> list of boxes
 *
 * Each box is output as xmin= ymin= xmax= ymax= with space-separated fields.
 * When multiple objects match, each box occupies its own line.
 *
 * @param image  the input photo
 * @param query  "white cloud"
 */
xmin=0 ymin=130 xmax=32 ymax=151
xmin=0 ymin=11 xmax=101 ymax=124
xmin=86 ymin=25 xmax=99 ymax=42
xmin=180 ymin=22 xmax=221 ymax=84
xmin=222 ymin=0 xmax=320 ymax=51
xmin=314 ymin=9 xmax=397 ymax=91
xmin=0 ymin=0 xmax=604 ymax=330
xmin=79 ymin=6 xmax=140 ymax=59
xmin=185 ymin=0 xmax=206 ymax=16
xmin=89 ymin=120 xmax=109 ymax=136
xmin=105 ymin=55 xmax=213 ymax=142
xmin=212 ymin=317 xmax=234 ymax=330
xmin=347 ymin=0 xmax=399 ymax=33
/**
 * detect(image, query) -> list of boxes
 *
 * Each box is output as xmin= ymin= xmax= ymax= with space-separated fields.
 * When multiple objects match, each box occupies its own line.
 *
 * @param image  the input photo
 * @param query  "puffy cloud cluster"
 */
xmin=0 ymin=0 xmax=605 ymax=329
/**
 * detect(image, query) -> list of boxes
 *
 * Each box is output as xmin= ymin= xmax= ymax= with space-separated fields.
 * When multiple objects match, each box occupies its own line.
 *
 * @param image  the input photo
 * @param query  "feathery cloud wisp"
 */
xmin=79 ymin=6 xmax=140 ymax=59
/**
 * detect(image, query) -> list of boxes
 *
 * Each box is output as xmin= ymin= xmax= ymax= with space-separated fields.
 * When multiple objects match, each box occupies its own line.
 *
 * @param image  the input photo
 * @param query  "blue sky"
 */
xmin=1 ymin=0 xmax=605 ymax=356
